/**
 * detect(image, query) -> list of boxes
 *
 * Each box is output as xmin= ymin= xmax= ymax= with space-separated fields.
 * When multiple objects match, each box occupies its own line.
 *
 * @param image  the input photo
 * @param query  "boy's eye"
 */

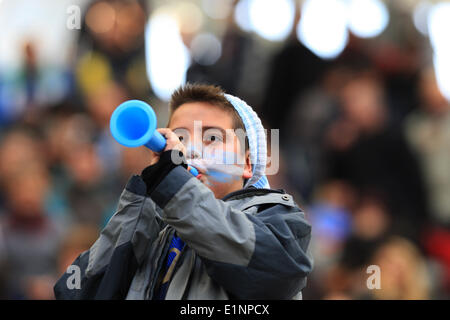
xmin=204 ymin=134 xmax=222 ymax=143
xmin=173 ymin=128 xmax=189 ymax=144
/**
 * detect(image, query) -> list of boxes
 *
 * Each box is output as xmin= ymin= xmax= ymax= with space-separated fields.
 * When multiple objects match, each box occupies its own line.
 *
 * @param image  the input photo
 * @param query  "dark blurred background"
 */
xmin=0 ymin=0 xmax=449 ymax=299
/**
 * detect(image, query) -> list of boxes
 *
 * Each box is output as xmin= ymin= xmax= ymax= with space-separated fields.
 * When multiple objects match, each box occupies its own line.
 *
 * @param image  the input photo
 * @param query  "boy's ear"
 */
xmin=242 ymin=150 xmax=252 ymax=180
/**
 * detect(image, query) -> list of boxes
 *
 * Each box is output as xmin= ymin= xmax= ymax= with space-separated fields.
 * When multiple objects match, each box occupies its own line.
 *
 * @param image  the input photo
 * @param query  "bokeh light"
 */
xmin=190 ymin=33 xmax=222 ymax=66
xmin=174 ymin=1 xmax=204 ymax=35
xmin=297 ymin=0 xmax=349 ymax=59
xmin=145 ymin=13 xmax=190 ymax=101
xmin=413 ymin=1 xmax=432 ymax=35
xmin=347 ymin=0 xmax=389 ymax=38
xmin=427 ymin=2 xmax=450 ymax=54
xmin=248 ymin=0 xmax=295 ymax=42
xmin=234 ymin=0 xmax=253 ymax=32
xmin=428 ymin=2 xmax=450 ymax=101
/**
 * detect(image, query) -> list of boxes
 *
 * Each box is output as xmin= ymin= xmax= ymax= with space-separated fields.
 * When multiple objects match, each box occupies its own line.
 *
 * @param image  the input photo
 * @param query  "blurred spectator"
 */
xmin=368 ymin=236 xmax=432 ymax=300
xmin=261 ymin=2 xmax=329 ymax=134
xmin=187 ymin=9 xmax=253 ymax=98
xmin=262 ymin=38 xmax=328 ymax=135
xmin=0 ymin=163 xmax=65 ymax=299
xmin=40 ymin=112 xmax=111 ymax=226
xmin=64 ymin=140 xmax=113 ymax=227
xmin=405 ymin=67 xmax=450 ymax=228
xmin=23 ymin=42 xmax=38 ymax=109
xmin=340 ymin=194 xmax=391 ymax=270
xmin=0 ymin=128 xmax=46 ymax=214
xmin=405 ymin=67 xmax=450 ymax=295
xmin=282 ymin=65 xmax=352 ymax=201
xmin=76 ymin=0 xmax=149 ymax=99
xmin=84 ymin=81 xmax=128 ymax=174
xmin=0 ymin=39 xmax=74 ymax=126
xmin=57 ymin=224 xmax=99 ymax=276
xmin=308 ymin=190 xmax=391 ymax=299
xmin=323 ymin=69 xmax=429 ymax=243
xmin=303 ymin=180 xmax=355 ymax=299
xmin=323 ymin=236 xmax=433 ymax=300
xmin=0 ymin=128 xmax=45 ymax=181
xmin=309 ymin=180 xmax=356 ymax=269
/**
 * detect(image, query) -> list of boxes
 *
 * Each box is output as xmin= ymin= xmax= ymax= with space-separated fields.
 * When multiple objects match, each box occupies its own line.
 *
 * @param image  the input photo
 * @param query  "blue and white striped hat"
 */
xmin=224 ymin=94 xmax=270 ymax=189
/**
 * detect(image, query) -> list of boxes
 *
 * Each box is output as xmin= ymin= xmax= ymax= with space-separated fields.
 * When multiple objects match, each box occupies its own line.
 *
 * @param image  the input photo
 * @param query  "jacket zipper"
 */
xmin=146 ymin=226 xmax=174 ymax=299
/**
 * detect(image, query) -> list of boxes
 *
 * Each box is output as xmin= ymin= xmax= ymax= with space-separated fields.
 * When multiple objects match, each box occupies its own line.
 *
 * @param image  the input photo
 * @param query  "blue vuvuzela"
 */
xmin=110 ymin=99 xmax=198 ymax=177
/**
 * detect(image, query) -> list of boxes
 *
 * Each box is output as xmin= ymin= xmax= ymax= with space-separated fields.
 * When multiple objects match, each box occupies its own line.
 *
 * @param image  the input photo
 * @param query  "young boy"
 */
xmin=54 ymin=83 xmax=313 ymax=300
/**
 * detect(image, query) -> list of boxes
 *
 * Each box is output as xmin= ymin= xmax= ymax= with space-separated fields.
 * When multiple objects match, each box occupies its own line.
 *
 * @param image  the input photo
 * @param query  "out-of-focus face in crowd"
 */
xmin=339 ymin=73 xmax=387 ymax=133
xmin=4 ymin=164 xmax=49 ymax=219
xmin=85 ymin=0 xmax=146 ymax=53
xmin=0 ymin=131 xmax=44 ymax=183
xmin=371 ymin=237 xmax=431 ymax=300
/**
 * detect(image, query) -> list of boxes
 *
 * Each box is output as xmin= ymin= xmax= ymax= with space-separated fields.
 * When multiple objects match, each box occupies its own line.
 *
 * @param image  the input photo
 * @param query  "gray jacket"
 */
xmin=54 ymin=166 xmax=313 ymax=299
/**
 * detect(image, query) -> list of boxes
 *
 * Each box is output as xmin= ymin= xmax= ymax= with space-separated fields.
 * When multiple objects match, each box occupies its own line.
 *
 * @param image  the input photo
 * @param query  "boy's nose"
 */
xmin=185 ymin=143 xmax=202 ymax=160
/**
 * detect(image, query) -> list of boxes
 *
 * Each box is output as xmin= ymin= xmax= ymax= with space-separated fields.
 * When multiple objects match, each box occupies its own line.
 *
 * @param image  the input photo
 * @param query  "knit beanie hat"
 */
xmin=224 ymin=94 xmax=270 ymax=189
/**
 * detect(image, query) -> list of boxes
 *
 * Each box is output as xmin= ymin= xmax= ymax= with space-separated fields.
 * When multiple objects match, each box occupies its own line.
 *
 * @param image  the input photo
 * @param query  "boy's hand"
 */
xmin=148 ymin=128 xmax=186 ymax=165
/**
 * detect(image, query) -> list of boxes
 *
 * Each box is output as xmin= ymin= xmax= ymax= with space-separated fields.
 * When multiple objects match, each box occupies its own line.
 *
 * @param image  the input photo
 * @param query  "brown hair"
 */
xmin=169 ymin=83 xmax=248 ymax=149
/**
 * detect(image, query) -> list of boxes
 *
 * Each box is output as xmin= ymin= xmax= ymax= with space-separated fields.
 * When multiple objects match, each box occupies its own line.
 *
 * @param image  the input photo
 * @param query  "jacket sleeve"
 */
xmin=149 ymin=166 xmax=314 ymax=299
xmin=54 ymin=175 xmax=165 ymax=300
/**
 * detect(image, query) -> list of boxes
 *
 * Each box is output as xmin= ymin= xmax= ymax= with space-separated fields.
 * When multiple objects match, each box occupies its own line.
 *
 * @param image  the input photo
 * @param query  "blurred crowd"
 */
xmin=0 ymin=0 xmax=449 ymax=300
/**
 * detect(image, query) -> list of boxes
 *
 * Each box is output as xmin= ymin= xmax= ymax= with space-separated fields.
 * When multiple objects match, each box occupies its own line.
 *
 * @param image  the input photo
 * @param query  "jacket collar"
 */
xmin=221 ymin=186 xmax=286 ymax=202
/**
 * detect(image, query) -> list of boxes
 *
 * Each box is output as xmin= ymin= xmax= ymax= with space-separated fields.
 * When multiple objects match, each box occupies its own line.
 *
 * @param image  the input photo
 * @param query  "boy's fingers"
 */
xmin=156 ymin=128 xmax=170 ymax=135
xmin=156 ymin=128 xmax=186 ymax=155
xmin=157 ymin=128 xmax=177 ymax=141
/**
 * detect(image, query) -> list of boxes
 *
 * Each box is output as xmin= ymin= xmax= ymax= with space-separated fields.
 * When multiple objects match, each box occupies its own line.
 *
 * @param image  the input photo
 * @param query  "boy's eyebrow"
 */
xmin=171 ymin=127 xmax=189 ymax=132
xmin=171 ymin=126 xmax=229 ymax=136
xmin=202 ymin=126 xmax=227 ymax=136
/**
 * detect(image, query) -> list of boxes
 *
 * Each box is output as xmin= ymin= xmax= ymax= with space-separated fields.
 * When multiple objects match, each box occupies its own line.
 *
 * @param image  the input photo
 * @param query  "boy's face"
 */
xmin=169 ymin=102 xmax=252 ymax=199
